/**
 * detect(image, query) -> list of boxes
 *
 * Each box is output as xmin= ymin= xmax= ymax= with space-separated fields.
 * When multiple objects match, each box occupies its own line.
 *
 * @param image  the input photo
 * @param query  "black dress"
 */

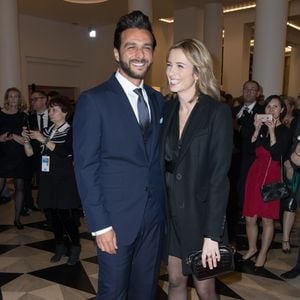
xmin=38 ymin=123 xmax=81 ymax=209
xmin=0 ymin=110 xmax=29 ymax=178
xmin=164 ymin=103 xmax=195 ymax=270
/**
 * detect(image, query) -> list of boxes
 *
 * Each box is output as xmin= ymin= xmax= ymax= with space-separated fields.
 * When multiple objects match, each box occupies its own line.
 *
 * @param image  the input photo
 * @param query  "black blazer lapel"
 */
xmin=176 ymin=96 xmax=210 ymax=166
xmin=161 ymin=98 xmax=179 ymax=167
xmin=161 ymin=96 xmax=211 ymax=168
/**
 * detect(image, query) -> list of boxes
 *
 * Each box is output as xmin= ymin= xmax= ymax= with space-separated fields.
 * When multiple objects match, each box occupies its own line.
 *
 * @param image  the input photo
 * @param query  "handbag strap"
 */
xmin=262 ymin=156 xmax=283 ymax=186
xmin=280 ymin=156 xmax=284 ymax=182
xmin=262 ymin=157 xmax=272 ymax=186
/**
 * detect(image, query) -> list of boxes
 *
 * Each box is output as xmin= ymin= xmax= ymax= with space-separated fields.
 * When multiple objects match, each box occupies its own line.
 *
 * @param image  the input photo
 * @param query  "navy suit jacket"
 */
xmin=73 ymin=74 xmax=165 ymax=245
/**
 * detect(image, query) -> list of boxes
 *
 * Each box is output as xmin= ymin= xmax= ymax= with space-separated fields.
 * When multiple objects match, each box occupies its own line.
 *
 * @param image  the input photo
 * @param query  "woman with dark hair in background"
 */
xmin=22 ymin=96 xmax=81 ymax=265
xmin=0 ymin=87 xmax=28 ymax=229
xmin=242 ymin=95 xmax=291 ymax=270
xmin=162 ymin=39 xmax=232 ymax=299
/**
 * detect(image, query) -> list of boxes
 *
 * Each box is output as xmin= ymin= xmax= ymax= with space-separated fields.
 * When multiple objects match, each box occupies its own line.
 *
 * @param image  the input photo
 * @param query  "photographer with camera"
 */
xmin=242 ymin=95 xmax=291 ymax=271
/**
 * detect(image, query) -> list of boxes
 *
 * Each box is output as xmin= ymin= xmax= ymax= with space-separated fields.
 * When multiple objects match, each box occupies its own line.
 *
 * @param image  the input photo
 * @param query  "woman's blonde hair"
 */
xmin=4 ymin=87 xmax=23 ymax=110
xmin=168 ymin=38 xmax=220 ymax=100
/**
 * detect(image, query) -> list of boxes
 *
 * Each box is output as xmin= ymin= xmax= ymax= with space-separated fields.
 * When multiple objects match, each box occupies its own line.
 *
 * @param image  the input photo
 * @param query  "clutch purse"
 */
xmin=260 ymin=181 xmax=289 ymax=202
xmin=260 ymin=157 xmax=289 ymax=203
xmin=186 ymin=245 xmax=235 ymax=281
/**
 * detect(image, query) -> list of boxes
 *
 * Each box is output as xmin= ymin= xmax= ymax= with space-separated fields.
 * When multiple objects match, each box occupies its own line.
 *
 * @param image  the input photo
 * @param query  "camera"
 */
xmin=256 ymin=114 xmax=273 ymax=122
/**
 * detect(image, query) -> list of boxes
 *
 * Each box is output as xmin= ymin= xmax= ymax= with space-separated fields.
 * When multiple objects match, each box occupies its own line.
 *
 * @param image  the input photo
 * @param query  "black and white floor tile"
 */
xmin=0 ymin=198 xmax=299 ymax=299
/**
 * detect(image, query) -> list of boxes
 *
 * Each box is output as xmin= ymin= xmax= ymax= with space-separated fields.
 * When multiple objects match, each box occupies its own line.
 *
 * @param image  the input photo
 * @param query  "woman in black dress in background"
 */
xmin=0 ymin=87 xmax=28 ymax=229
xmin=22 ymin=96 xmax=81 ymax=265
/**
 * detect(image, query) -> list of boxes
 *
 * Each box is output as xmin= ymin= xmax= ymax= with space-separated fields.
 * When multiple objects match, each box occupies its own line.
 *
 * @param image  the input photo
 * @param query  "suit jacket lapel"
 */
xmin=108 ymin=75 xmax=148 ymax=158
xmin=144 ymin=86 xmax=159 ymax=162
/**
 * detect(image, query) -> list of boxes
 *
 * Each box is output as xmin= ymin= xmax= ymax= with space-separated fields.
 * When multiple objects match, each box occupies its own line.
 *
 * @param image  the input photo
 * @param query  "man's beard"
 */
xmin=119 ymin=59 xmax=152 ymax=80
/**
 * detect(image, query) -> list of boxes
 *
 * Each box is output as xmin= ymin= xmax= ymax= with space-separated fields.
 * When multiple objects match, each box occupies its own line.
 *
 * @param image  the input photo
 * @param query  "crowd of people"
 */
xmin=0 ymin=9 xmax=300 ymax=300
xmin=0 ymin=88 xmax=82 ymax=265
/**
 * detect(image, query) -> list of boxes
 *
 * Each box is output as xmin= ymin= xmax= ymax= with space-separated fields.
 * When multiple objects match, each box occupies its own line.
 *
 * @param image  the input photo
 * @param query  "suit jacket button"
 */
xmin=145 ymin=187 xmax=149 ymax=192
xmin=176 ymin=173 xmax=182 ymax=180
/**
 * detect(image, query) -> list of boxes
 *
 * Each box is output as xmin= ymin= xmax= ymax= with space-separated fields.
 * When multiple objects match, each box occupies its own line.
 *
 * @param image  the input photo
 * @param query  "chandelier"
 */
xmin=64 ymin=0 xmax=108 ymax=4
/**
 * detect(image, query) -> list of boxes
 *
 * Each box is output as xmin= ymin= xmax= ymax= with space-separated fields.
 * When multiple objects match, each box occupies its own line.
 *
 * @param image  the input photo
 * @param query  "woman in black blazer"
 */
xmin=162 ymin=39 xmax=233 ymax=299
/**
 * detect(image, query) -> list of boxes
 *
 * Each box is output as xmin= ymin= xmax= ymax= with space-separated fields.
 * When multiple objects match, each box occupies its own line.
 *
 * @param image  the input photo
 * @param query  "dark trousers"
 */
xmin=96 ymin=219 xmax=164 ymax=300
xmin=51 ymin=209 xmax=80 ymax=246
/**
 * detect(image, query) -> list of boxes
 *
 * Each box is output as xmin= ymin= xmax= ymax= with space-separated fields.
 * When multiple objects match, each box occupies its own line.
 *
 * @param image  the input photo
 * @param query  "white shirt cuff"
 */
xmin=91 ymin=226 xmax=113 ymax=236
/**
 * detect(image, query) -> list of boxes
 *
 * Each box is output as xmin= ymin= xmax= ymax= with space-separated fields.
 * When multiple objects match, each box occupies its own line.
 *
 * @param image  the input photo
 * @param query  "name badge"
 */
xmin=41 ymin=155 xmax=50 ymax=172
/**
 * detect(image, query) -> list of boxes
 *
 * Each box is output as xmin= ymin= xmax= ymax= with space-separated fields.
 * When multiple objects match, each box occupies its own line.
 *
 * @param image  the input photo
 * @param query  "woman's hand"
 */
xmin=254 ymin=114 xmax=263 ymax=130
xmin=265 ymin=118 xmax=276 ymax=134
xmin=295 ymin=142 xmax=300 ymax=155
xmin=265 ymin=119 xmax=276 ymax=146
xmin=201 ymin=238 xmax=220 ymax=269
xmin=21 ymin=127 xmax=31 ymax=143
xmin=11 ymin=133 xmax=25 ymax=145
xmin=28 ymin=130 xmax=45 ymax=143
xmin=0 ymin=132 xmax=12 ymax=142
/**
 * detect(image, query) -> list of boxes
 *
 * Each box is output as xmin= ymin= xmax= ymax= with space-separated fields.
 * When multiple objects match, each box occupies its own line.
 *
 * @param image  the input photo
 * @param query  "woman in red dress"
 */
xmin=242 ymin=95 xmax=291 ymax=270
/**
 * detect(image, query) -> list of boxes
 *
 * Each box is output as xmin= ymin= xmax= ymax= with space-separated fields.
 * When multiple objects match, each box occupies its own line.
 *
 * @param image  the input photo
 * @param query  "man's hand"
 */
xmin=96 ymin=229 xmax=118 ymax=254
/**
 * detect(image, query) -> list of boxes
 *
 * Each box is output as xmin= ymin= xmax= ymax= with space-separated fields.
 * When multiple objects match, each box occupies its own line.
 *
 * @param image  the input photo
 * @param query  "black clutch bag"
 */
xmin=186 ymin=245 xmax=235 ymax=281
xmin=260 ymin=181 xmax=289 ymax=202
xmin=260 ymin=157 xmax=289 ymax=203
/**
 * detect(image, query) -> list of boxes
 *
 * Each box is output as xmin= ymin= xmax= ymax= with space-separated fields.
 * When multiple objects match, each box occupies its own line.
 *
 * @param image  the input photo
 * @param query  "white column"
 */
xmin=0 ymin=0 xmax=21 ymax=105
xmin=174 ymin=7 xmax=204 ymax=43
xmin=288 ymin=46 xmax=300 ymax=98
xmin=204 ymin=1 xmax=223 ymax=83
xmin=252 ymin=0 xmax=288 ymax=97
xmin=128 ymin=0 xmax=152 ymax=20
xmin=222 ymin=16 xmax=251 ymax=96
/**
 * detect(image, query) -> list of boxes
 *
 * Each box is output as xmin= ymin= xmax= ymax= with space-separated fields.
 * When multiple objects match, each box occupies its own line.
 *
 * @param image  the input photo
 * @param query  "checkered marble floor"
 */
xmin=0 ymin=199 xmax=299 ymax=300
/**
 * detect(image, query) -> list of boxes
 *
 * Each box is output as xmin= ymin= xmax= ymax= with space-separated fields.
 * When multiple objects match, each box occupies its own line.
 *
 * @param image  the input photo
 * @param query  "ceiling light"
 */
xmin=89 ymin=29 xmax=96 ymax=38
xmin=287 ymin=22 xmax=300 ymax=31
xmin=64 ymin=0 xmax=108 ymax=4
xmin=285 ymin=46 xmax=292 ymax=53
xmin=159 ymin=18 xmax=174 ymax=24
xmin=223 ymin=2 xmax=256 ymax=13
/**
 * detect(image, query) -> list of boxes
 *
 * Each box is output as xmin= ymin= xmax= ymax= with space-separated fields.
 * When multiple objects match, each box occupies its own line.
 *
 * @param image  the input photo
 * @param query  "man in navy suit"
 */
xmin=73 ymin=11 xmax=165 ymax=300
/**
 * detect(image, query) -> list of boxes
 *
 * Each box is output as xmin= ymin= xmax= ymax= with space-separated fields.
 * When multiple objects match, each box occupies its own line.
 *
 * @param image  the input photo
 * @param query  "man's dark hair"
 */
xmin=32 ymin=90 xmax=47 ymax=98
xmin=243 ymin=80 xmax=260 ymax=91
xmin=114 ymin=10 xmax=156 ymax=51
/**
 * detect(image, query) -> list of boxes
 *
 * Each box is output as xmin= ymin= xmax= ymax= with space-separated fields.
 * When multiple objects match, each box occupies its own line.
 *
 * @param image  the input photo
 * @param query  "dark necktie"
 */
xmin=134 ymin=88 xmax=150 ymax=131
xmin=39 ymin=113 xmax=44 ymax=131
xmin=243 ymin=106 xmax=249 ymax=117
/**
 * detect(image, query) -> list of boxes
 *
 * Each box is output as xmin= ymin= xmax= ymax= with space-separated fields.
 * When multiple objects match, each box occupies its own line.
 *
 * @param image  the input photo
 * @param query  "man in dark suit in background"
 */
xmin=228 ymin=80 xmax=264 ymax=242
xmin=73 ymin=11 xmax=165 ymax=300
xmin=23 ymin=90 xmax=50 ymax=214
